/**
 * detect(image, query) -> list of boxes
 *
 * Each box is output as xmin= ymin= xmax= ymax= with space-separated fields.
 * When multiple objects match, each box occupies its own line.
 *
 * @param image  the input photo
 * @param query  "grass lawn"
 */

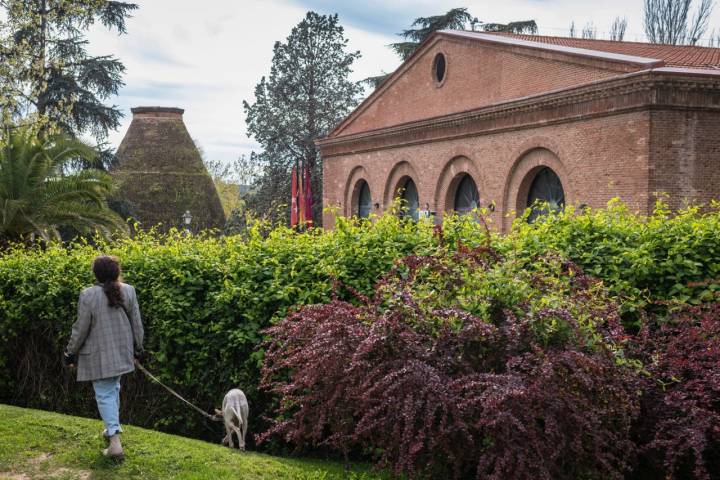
xmin=0 ymin=404 xmax=387 ymax=480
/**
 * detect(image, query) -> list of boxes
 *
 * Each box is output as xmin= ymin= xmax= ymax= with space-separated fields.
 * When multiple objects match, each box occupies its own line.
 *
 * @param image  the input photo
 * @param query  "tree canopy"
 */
xmin=366 ymin=8 xmax=538 ymax=88
xmin=390 ymin=7 xmax=473 ymax=60
xmin=243 ymin=12 xmax=363 ymax=226
xmin=479 ymin=20 xmax=538 ymax=34
xmin=0 ymin=0 xmax=137 ymax=167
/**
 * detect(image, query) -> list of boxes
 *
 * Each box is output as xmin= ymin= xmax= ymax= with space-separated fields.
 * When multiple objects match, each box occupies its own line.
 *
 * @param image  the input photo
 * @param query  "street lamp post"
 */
xmin=182 ymin=210 xmax=192 ymax=234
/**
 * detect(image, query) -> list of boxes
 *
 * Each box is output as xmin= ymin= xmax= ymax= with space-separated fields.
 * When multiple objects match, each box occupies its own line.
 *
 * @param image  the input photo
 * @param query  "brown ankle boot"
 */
xmin=102 ymin=434 xmax=124 ymax=461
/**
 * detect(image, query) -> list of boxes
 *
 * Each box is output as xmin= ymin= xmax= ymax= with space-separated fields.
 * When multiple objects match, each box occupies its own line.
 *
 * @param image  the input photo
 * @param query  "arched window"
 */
xmin=453 ymin=174 xmax=479 ymax=214
xmin=526 ymin=167 xmax=565 ymax=222
xmin=399 ymin=178 xmax=419 ymax=221
xmin=357 ymin=181 xmax=372 ymax=218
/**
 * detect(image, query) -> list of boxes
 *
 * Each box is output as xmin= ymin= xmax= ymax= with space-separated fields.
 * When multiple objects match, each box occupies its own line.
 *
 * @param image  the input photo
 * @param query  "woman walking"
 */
xmin=64 ymin=255 xmax=144 ymax=460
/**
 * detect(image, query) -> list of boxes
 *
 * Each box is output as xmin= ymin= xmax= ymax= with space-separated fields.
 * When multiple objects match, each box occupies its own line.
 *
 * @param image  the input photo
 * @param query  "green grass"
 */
xmin=0 ymin=404 xmax=387 ymax=480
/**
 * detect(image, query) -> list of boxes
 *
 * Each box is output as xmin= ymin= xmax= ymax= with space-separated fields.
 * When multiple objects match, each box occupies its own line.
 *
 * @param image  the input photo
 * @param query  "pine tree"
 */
xmin=243 ymin=12 xmax=362 ymax=226
xmin=365 ymin=8 xmax=538 ymax=89
xmin=0 ymin=0 xmax=137 ymax=167
xmin=480 ymin=20 xmax=538 ymax=34
xmin=390 ymin=8 xmax=473 ymax=61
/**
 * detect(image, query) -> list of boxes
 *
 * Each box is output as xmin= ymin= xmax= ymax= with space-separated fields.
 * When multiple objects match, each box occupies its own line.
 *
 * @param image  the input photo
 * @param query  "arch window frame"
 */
xmin=397 ymin=177 xmax=420 ymax=221
xmin=356 ymin=180 xmax=372 ymax=219
xmin=452 ymin=174 xmax=480 ymax=215
xmin=525 ymin=166 xmax=565 ymax=222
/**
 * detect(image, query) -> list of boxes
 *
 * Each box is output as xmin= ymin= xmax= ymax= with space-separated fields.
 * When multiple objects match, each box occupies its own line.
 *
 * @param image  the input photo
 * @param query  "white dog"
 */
xmin=215 ymin=388 xmax=249 ymax=451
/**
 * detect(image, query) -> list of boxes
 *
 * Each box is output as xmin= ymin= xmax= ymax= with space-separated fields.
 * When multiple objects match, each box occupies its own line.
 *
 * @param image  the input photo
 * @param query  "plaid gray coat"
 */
xmin=66 ymin=283 xmax=144 ymax=382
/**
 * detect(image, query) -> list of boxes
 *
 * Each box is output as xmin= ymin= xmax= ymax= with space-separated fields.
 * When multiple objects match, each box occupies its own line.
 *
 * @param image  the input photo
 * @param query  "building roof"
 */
xmin=480 ymin=32 xmax=720 ymax=70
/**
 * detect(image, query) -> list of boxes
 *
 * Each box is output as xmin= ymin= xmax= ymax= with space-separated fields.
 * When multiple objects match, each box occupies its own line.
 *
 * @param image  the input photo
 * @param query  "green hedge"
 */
xmin=0 ymin=215 xmax=441 ymax=443
xmin=1 ymin=201 xmax=718 ymax=444
xmin=497 ymin=200 xmax=720 ymax=321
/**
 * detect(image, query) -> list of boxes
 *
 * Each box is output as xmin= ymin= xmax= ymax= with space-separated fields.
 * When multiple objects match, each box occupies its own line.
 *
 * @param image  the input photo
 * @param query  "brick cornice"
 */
xmin=317 ymin=70 xmax=720 ymax=158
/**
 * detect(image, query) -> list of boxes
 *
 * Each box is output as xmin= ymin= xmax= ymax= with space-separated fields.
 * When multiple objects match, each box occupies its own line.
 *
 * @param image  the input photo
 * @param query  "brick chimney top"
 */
xmin=131 ymin=106 xmax=184 ymax=118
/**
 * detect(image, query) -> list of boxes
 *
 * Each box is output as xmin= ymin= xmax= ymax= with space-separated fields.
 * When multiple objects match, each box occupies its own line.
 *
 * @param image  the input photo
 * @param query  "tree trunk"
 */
xmin=36 ymin=0 xmax=48 ymax=115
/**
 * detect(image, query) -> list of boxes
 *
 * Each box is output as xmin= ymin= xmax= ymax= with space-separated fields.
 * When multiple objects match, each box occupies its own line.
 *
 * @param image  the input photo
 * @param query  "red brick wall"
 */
xmin=650 ymin=109 xmax=720 ymax=210
xmin=323 ymin=111 xmax=652 ymax=231
xmin=321 ymin=38 xmax=720 ymax=230
xmin=338 ymin=38 xmax=630 ymax=136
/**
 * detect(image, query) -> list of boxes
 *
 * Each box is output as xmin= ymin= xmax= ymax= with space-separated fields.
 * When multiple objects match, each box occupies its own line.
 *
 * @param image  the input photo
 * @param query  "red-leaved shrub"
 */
xmin=259 ymin=246 xmax=640 ymax=479
xmin=632 ymin=303 xmax=720 ymax=480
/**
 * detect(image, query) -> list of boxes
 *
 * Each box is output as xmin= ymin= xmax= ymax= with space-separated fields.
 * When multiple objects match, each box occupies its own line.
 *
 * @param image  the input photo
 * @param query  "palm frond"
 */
xmin=0 ymin=126 xmax=125 ymax=243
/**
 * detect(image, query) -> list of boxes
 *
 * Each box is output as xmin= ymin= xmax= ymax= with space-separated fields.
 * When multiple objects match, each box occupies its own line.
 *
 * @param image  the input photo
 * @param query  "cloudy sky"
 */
xmin=87 ymin=0 xmax=720 ymax=164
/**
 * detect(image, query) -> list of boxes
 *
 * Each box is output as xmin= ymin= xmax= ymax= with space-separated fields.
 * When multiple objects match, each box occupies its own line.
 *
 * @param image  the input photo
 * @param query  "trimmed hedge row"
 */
xmin=1 ymin=201 xmax=719 ymax=444
xmin=0 ymin=215 xmax=440 ymax=442
xmin=498 ymin=201 xmax=720 ymax=323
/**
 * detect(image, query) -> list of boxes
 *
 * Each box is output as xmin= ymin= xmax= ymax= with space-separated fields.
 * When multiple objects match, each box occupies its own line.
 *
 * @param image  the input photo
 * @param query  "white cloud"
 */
xmin=87 ymin=0 xmax=401 ymax=163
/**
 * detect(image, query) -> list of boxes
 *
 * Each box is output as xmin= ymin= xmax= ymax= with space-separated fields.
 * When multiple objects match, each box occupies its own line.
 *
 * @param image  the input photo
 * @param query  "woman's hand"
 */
xmin=63 ymin=350 xmax=77 ymax=368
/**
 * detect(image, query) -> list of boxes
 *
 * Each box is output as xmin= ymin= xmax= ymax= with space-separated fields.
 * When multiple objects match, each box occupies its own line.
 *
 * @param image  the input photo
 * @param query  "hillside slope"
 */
xmin=0 ymin=404 xmax=384 ymax=480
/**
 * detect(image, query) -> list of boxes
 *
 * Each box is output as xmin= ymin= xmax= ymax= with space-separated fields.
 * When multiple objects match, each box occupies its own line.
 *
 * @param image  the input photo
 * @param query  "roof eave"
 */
xmin=442 ymin=30 xmax=665 ymax=68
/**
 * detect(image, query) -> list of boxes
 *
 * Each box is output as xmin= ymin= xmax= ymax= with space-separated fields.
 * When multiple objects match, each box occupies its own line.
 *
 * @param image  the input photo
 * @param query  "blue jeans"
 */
xmin=92 ymin=376 xmax=122 ymax=436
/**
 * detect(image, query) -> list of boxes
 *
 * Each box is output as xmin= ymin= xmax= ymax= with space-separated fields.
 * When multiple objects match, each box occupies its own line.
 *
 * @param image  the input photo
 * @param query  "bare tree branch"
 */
xmin=581 ymin=21 xmax=597 ymax=39
xmin=610 ymin=16 xmax=628 ymax=41
xmin=687 ymin=0 xmax=714 ymax=44
xmin=644 ymin=0 xmax=715 ymax=44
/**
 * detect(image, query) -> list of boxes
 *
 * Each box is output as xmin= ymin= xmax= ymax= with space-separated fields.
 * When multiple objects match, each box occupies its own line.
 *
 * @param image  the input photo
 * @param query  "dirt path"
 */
xmin=0 ymin=453 xmax=90 ymax=480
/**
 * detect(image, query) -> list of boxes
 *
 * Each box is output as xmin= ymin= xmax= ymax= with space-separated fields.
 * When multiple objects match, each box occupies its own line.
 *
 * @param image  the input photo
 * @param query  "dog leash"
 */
xmin=118 ymin=302 xmax=221 ymax=423
xmin=135 ymin=361 xmax=222 ymax=422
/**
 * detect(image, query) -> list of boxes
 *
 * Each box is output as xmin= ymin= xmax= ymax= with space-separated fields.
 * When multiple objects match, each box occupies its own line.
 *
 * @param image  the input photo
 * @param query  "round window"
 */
xmin=433 ymin=53 xmax=446 ymax=84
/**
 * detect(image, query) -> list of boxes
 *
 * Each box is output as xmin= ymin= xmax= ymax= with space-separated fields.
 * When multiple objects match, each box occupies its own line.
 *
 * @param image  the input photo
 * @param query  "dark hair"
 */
xmin=93 ymin=255 xmax=123 ymax=308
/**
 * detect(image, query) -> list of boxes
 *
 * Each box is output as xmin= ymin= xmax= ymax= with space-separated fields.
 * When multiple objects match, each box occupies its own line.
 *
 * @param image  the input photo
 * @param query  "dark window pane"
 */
xmin=527 ymin=167 xmax=565 ymax=222
xmin=434 ymin=53 xmax=446 ymax=83
xmin=453 ymin=175 xmax=479 ymax=214
xmin=358 ymin=181 xmax=372 ymax=218
xmin=400 ymin=178 xmax=419 ymax=221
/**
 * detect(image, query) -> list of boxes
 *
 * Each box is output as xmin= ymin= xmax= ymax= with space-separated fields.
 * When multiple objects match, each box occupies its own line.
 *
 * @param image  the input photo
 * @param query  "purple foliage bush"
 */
xmin=259 ymin=246 xmax=640 ymax=479
xmin=632 ymin=303 xmax=720 ymax=480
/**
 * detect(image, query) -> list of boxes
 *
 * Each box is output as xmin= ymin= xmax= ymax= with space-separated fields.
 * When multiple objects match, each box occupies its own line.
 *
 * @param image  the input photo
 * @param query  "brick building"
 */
xmin=317 ymin=31 xmax=720 ymax=230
